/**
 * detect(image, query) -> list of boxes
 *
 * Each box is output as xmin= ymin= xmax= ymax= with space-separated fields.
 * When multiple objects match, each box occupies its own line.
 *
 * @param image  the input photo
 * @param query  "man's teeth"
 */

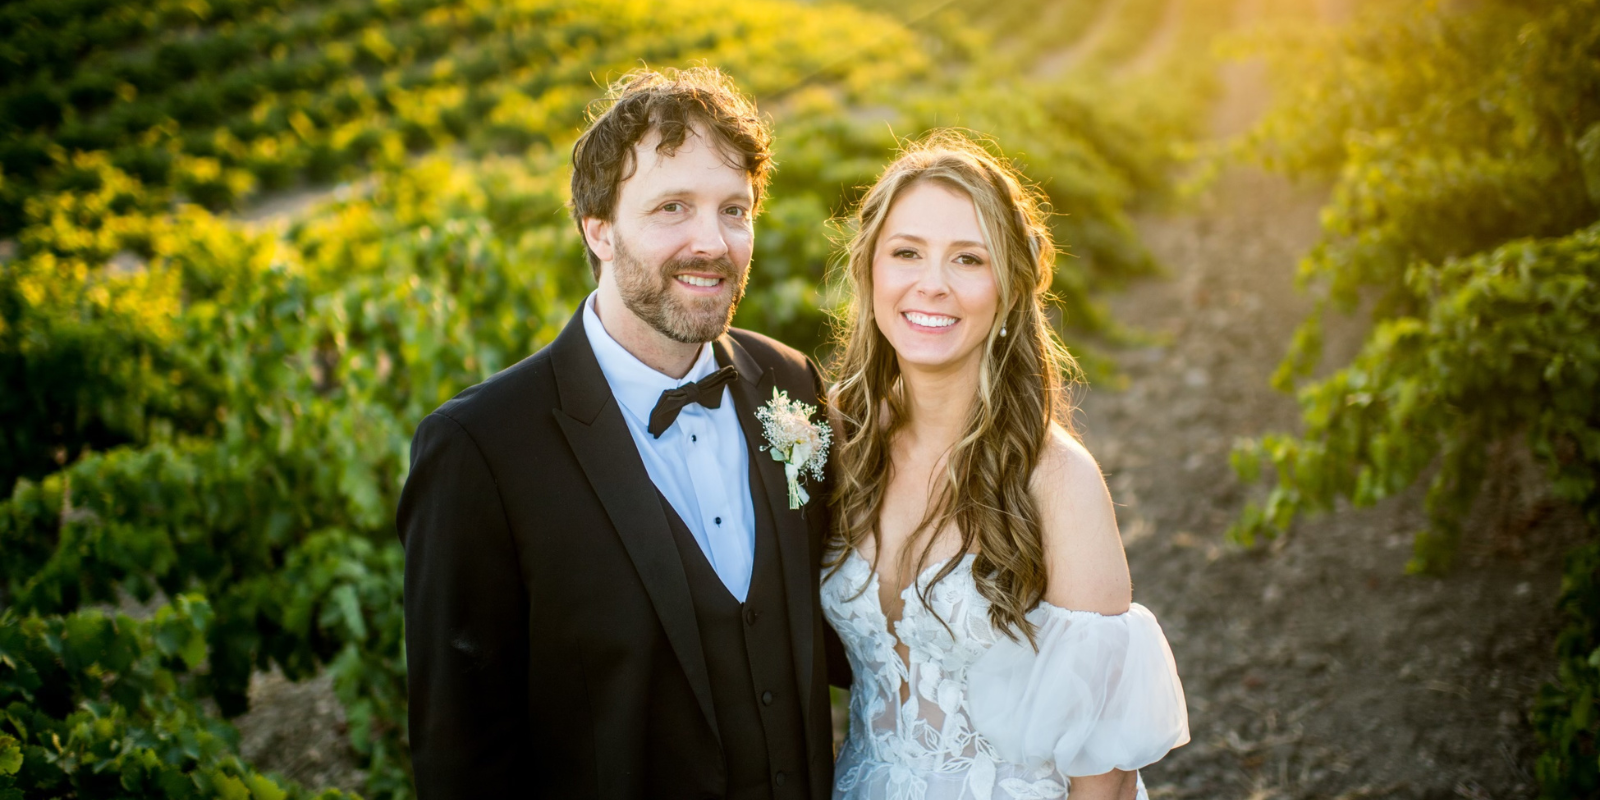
xmin=677 ymin=275 xmax=721 ymax=288
xmin=904 ymin=312 xmax=957 ymax=328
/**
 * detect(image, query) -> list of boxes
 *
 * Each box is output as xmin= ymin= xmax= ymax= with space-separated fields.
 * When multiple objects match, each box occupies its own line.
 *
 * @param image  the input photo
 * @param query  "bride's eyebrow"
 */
xmin=884 ymin=233 xmax=987 ymax=250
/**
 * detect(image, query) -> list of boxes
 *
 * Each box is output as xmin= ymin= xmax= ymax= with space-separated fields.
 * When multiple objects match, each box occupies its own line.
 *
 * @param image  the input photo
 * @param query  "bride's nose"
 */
xmin=912 ymin=262 xmax=951 ymax=298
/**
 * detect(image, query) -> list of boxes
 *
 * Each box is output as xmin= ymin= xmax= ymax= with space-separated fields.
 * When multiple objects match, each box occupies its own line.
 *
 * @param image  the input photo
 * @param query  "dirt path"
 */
xmin=1208 ymin=0 xmax=1271 ymax=138
xmin=1116 ymin=0 xmax=1181 ymax=77
xmin=1032 ymin=0 xmax=1120 ymax=79
xmin=1072 ymin=1 xmax=1582 ymax=796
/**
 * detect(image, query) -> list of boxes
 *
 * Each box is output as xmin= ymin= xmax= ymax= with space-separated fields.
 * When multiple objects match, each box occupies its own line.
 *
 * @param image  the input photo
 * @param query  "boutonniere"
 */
xmin=755 ymin=387 xmax=832 ymax=509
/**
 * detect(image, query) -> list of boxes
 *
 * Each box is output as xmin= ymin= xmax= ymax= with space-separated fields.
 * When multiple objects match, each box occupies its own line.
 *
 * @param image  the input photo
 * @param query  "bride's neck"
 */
xmin=897 ymin=360 xmax=978 ymax=456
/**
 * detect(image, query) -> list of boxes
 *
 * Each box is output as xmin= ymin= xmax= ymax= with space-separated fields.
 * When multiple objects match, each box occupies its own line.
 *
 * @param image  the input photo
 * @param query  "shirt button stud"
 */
xmin=761 ymin=690 xmax=773 ymax=705
xmin=691 ymin=434 xmax=697 ymax=442
xmin=714 ymin=516 xmax=722 ymax=525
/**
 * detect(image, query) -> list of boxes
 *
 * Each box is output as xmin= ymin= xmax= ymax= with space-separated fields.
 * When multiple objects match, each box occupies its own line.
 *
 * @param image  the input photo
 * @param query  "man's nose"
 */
xmin=687 ymin=208 xmax=730 ymax=260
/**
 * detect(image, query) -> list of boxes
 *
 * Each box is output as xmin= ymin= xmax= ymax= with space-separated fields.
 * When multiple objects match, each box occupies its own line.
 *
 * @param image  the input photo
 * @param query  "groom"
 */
xmin=397 ymin=68 xmax=839 ymax=799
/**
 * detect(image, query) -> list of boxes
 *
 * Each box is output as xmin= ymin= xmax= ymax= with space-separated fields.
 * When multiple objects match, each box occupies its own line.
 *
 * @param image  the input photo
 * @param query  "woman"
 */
xmin=822 ymin=132 xmax=1189 ymax=800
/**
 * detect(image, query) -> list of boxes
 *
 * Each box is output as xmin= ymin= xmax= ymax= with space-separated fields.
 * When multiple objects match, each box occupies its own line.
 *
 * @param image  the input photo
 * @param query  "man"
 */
xmin=397 ymin=67 xmax=840 ymax=799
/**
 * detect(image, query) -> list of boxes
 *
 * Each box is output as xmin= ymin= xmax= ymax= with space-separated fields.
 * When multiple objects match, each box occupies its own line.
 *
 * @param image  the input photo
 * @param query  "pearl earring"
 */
xmin=1000 ymin=325 xmax=1008 ymax=338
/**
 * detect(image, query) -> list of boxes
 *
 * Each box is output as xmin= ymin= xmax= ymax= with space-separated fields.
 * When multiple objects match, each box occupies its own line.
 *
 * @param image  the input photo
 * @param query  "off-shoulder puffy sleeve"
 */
xmin=967 ymin=602 xmax=1189 ymax=777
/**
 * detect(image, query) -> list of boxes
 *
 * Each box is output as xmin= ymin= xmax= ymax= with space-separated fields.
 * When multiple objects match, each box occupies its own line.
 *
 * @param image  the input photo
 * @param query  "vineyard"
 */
xmin=2 ymin=0 xmax=1597 ymax=798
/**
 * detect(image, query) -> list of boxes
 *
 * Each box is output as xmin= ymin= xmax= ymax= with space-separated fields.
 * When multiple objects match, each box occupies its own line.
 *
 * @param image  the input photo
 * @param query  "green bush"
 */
xmin=1533 ymin=540 xmax=1600 ymax=795
xmin=0 ymin=596 xmax=356 ymax=800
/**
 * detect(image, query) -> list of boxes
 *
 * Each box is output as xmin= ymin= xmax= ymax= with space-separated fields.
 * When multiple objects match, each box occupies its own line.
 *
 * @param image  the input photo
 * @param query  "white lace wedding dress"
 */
xmin=821 ymin=550 xmax=1189 ymax=800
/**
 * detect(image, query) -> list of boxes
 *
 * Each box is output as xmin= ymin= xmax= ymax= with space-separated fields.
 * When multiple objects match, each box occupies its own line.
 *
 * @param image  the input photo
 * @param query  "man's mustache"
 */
xmin=662 ymin=256 xmax=739 ymax=280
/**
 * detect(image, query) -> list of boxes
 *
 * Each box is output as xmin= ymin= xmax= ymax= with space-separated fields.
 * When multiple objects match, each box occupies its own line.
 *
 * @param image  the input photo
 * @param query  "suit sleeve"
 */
xmin=806 ymin=357 xmax=854 ymax=690
xmin=397 ymin=412 xmax=531 ymax=797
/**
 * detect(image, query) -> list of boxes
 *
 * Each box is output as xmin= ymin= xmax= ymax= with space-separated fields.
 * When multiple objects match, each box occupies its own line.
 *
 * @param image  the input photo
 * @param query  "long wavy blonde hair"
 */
xmin=827 ymin=131 xmax=1081 ymax=646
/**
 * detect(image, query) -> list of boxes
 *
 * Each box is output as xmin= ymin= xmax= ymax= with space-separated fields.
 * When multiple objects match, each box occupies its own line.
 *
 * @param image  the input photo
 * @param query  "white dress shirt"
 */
xmin=582 ymin=292 xmax=757 ymax=601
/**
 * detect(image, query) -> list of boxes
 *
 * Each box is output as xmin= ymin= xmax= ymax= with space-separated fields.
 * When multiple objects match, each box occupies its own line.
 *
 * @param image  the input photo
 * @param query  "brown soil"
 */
xmin=1033 ymin=0 xmax=1120 ymax=79
xmin=235 ymin=670 xmax=368 ymax=794
xmin=1116 ymin=0 xmax=1181 ymax=77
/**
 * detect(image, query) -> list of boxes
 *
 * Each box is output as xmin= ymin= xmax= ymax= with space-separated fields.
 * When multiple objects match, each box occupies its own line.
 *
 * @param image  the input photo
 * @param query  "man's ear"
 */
xmin=581 ymin=217 xmax=614 ymax=265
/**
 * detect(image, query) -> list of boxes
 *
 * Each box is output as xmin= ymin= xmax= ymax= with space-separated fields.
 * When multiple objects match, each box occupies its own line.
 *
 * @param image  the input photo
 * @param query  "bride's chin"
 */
xmin=891 ymin=346 xmax=982 ymax=374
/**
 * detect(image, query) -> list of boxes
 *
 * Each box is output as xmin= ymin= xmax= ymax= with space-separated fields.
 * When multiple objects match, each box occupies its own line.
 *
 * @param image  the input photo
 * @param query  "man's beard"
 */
xmin=612 ymin=234 xmax=748 ymax=344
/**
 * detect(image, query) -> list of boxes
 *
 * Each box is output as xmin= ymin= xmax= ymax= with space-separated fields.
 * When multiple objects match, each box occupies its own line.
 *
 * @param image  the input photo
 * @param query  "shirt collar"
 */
xmin=582 ymin=291 xmax=720 ymax=427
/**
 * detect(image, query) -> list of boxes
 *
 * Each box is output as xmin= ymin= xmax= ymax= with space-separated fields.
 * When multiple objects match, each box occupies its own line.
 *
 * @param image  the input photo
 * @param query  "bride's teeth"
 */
xmin=905 ymin=312 xmax=956 ymax=328
xmin=677 ymin=275 xmax=721 ymax=288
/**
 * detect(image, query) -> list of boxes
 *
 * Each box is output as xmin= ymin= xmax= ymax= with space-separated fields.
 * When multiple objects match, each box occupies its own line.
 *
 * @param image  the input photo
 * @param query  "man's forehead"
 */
xmin=635 ymin=123 xmax=733 ymax=163
xmin=624 ymin=128 xmax=753 ymax=194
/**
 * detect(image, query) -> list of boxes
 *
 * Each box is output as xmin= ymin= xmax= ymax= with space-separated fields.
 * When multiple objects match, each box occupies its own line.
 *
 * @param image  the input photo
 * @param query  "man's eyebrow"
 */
xmin=883 ymin=233 xmax=988 ymax=249
xmin=642 ymin=188 xmax=754 ymax=205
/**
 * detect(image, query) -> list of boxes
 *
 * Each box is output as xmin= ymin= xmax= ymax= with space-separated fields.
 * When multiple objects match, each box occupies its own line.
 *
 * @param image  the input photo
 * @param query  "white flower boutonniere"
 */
xmin=755 ymin=387 xmax=832 ymax=509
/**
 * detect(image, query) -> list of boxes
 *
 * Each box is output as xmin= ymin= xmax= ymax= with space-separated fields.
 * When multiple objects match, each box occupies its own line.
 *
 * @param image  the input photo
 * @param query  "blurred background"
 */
xmin=1 ymin=0 xmax=1597 ymax=797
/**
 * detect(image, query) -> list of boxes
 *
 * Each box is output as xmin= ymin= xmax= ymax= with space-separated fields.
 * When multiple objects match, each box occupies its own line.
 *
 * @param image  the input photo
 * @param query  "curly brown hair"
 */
xmin=827 ymin=130 xmax=1082 ymax=647
xmin=569 ymin=66 xmax=774 ymax=279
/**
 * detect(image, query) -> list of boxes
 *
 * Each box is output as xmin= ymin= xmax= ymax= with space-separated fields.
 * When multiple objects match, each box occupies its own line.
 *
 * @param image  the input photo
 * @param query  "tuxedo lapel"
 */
xmin=548 ymin=312 xmax=720 ymax=742
xmin=714 ymin=336 xmax=818 ymax=739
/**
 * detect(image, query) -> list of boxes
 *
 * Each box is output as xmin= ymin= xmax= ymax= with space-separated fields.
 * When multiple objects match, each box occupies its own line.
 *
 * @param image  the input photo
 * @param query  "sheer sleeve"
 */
xmin=967 ymin=602 xmax=1189 ymax=777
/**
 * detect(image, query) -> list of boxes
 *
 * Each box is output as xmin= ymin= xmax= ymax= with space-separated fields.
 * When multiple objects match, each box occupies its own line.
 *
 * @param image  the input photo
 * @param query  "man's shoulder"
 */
xmin=726 ymin=327 xmax=813 ymax=373
xmin=428 ymin=346 xmax=559 ymax=435
xmin=726 ymin=327 xmax=824 ymax=403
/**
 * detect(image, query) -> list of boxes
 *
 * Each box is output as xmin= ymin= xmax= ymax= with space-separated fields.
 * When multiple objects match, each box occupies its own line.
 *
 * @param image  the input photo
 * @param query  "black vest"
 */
xmin=658 ymin=462 xmax=810 ymax=800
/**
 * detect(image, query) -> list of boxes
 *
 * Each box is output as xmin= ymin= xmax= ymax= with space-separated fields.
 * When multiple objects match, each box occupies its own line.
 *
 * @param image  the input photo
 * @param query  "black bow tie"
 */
xmin=647 ymin=365 xmax=739 ymax=438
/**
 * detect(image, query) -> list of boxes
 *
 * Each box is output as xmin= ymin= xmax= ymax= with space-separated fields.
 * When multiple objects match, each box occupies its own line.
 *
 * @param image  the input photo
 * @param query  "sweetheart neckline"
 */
xmin=837 ymin=547 xmax=1139 ymax=622
xmin=843 ymin=547 xmax=973 ymax=610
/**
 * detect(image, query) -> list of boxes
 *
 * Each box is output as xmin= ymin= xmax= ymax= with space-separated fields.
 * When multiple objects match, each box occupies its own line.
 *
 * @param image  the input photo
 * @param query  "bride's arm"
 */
xmin=1032 ymin=427 xmax=1139 ymax=799
xmin=1067 ymin=769 xmax=1139 ymax=800
xmin=970 ymin=429 xmax=1185 ymax=789
xmin=1031 ymin=425 xmax=1132 ymax=617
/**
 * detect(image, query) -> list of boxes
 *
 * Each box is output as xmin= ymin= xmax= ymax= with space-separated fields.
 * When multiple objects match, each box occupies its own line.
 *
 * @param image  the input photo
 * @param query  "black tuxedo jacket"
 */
xmin=397 ymin=311 xmax=843 ymax=799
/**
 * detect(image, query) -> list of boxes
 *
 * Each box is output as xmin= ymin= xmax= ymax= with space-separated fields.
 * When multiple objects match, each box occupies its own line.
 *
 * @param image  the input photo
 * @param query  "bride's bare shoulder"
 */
xmin=1031 ymin=424 xmax=1132 ymax=615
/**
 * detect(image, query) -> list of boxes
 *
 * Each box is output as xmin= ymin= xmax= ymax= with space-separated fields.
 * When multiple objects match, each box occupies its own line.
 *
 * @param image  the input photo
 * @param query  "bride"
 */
xmin=821 ymin=132 xmax=1189 ymax=800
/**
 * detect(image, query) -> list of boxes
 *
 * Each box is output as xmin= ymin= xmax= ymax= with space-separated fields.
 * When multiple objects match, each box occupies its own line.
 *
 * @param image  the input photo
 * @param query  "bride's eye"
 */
xmin=892 ymin=248 xmax=919 ymax=259
xmin=955 ymin=253 xmax=985 ymax=266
